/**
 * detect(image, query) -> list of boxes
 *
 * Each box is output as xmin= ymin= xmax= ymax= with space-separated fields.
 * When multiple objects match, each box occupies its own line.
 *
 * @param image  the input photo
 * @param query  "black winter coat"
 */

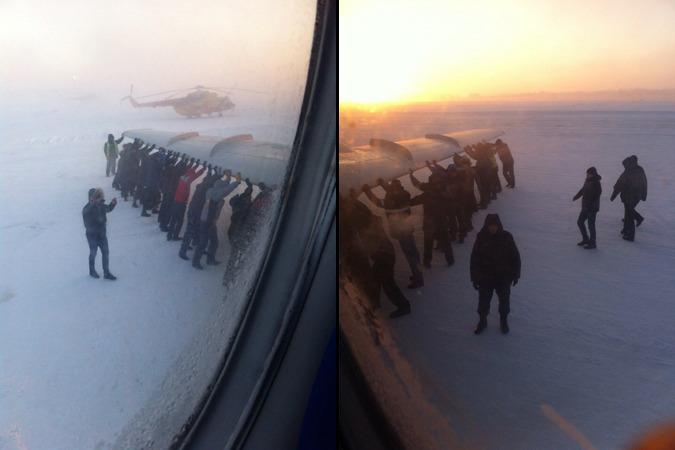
xmin=573 ymin=174 xmax=602 ymax=212
xmin=612 ymin=156 xmax=647 ymax=204
xmin=470 ymin=214 xmax=521 ymax=285
xmin=82 ymin=201 xmax=116 ymax=236
xmin=410 ymin=187 xmax=448 ymax=232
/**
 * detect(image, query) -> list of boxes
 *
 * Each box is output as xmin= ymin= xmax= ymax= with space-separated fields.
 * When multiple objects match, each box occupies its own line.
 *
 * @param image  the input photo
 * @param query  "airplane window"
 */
xmin=0 ymin=1 xmax=317 ymax=449
xmin=339 ymin=1 xmax=675 ymax=450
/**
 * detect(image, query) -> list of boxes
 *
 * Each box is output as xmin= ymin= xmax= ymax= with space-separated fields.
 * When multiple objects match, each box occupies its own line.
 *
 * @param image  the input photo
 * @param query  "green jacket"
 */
xmin=104 ymin=142 xmax=119 ymax=159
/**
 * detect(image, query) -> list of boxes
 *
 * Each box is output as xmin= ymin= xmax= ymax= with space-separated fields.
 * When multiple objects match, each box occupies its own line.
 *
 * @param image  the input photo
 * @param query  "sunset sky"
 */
xmin=339 ymin=0 xmax=675 ymax=104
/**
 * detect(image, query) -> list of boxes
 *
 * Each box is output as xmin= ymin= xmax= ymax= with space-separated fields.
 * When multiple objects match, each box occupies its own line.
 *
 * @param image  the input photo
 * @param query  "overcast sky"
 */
xmin=340 ymin=0 xmax=675 ymax=103
xmin=0 ymin=0 xmax=316 ymax=102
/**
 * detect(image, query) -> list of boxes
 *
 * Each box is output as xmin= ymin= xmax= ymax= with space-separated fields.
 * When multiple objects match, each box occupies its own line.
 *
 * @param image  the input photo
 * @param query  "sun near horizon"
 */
xmin=339 ymin=0 xmax=675 ymax=106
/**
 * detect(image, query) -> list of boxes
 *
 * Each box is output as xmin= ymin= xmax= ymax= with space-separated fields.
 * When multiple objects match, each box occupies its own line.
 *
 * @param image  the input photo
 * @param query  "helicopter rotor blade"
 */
xmin=134 ymin=87 xmax=193 ymax=99
xmin=203 ymin=85 xmax=265 ymax=94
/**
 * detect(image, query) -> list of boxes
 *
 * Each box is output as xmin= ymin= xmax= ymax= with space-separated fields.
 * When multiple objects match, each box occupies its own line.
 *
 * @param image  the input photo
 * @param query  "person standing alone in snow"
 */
xmin=104 ymin=134 xmax=123 ymax=177
xmin=470 ymin=214 xmax=521 ymax=334
xmin=82 ymin=187 xmax=117 ymax=279
xmin=610 ymin=155 xmax=647 ymax=242
xmin=573 ymin=167 xmax=602 ymax=249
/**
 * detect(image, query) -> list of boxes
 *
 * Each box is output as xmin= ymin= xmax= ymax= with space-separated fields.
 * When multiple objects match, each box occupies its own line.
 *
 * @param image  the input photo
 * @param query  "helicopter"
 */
xmin=121 ymin=85 xmax=260 ymax=118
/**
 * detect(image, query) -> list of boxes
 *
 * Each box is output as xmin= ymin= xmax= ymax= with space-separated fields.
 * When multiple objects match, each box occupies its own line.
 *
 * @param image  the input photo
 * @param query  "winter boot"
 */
xmin=141 ymin=210 xmax=151 ymax=217
xmin=583 ymin=242 xmax=596 ymax=249
xmin=474 ymin=316 xmax=487 ymax=335
xmin=103 ymin=272 xmax=117 ymax=280
xmin=577 ymin=240 xmax=589 ymax=246
xmin=389 ymin=306 xmax=411 ymax=318
xmin=192 ymin=261 xmax=204 ymax=270
xmin=179 ymin=251 xmax=190 ymax=261
xmin=89 ymin=268 xmax=100 ymax=279
xmin=500 ymin=315 xmax=509 ymax=334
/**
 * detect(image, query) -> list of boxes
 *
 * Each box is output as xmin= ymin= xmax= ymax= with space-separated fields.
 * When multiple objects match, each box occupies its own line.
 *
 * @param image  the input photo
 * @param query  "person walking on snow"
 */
xmin=610 ymin=155 xmax=647 ymax=242
xmin=82 ymin=187 xmax=117 ymax=280
xmin=573 ymin=167 xmax=602 ymax=249
xmin=470 ymin=214 xmax=521 ymax=334
xmin=495 ymin=139 xmax=515 ymax=188
xmin=104 ymin=134 xmax=123 ymax=177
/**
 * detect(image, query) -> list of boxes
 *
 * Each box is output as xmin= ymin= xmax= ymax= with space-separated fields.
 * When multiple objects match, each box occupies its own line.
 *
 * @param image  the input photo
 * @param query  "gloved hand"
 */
xmin=472 ymin=282 xmax=479 ymax=290
xmin=244 ymin=178 xmax=252 ymax=187
xmin=512 ymin=278 xmax=519 ymax=287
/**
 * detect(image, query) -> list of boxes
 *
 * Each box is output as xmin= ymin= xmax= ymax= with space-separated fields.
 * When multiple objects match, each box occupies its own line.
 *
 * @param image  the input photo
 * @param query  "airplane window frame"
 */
xmin=173 ymin=0 xmax=336 ymax=448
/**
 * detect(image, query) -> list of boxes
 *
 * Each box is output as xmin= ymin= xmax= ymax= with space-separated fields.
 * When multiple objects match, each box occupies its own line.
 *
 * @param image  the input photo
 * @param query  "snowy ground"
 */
xmin=0 ymin=98 xmax=295 ymax=450
xmin=341 ymin=105 xmax=675 ymax=449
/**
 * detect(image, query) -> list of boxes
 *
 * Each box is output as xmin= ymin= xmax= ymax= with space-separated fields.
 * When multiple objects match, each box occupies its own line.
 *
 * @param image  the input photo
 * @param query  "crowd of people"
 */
xmin=340 ymin=139 xmax=520 ymax=332
xmin=83 ymin=133 xmax=274 ymax=281
xmin=341 ymin=135 xmax=651 ymax=334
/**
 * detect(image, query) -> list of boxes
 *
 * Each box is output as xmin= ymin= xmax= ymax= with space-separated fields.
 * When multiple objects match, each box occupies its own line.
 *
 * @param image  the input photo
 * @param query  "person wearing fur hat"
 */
xmin=470 ymin=214 xmax=521 ymax=334
xmin=573 ymin=167 xmax=602 ymax=249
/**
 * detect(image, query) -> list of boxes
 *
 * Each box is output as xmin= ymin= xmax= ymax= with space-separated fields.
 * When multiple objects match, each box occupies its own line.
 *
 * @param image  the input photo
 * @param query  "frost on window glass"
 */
xmin=0 ymin=1 xmax=316 ymax=449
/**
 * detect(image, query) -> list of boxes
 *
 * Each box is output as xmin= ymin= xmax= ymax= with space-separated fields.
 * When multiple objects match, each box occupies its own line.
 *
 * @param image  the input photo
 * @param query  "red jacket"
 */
xmin=174 ymin=167 xmax=205 ymax=203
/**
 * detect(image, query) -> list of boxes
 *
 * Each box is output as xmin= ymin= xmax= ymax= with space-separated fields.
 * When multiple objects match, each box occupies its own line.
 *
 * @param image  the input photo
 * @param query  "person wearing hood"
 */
xmin=82 ymin=187 xmax=117 ymax=280
xmin=224 ymin=178 xmax=255 ymax=272
xmin=611 ymin=155 xmax=647 ymax=241
xmin=573 ymin=167 xmax=602 ymax=249
xmin=104 ymin=134 xmax=124 ymax=177
xmin=409 ymin=169 xmax=454 ymax=268
xmin=362 ymin=178 xmax=424 ymax=289
xmin=192 ymin=171 xmax=242 ymax=269
xmin=470 ymin=214 xmax=521 ymax=334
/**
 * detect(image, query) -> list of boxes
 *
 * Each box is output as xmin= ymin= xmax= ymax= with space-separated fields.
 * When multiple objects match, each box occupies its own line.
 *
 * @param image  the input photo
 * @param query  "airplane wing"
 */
xmin=121 ymin=129 xmax=288 ymax=186
xmin=122 ymin=129 xmax=199 ymax=147
xmin=339 ymin=128 xmax=503 ymax=194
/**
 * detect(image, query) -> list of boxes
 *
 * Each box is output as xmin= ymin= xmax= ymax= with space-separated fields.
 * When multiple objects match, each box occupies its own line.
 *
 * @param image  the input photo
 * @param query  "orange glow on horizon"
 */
xmin=339 ymin=0 xmax=675 ymax=105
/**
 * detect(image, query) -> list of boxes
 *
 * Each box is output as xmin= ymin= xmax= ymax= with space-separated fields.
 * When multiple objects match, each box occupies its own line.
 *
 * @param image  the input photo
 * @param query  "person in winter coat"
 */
xmin=104 ymin=134 xmax=123 ymax=177
xmin=362 ymin=179 xmax=424 ymax=289
xmin=179 ymin=166 xmax=217 ymax=259
xmin=223 ymin=178 xmax=255 ymax=280
xmin=82 ymin=187 xmax=117 ymax=279
xmin=410 ymin=170 xmax=454 ymax=268
xmin=495 ymin=139 xmax=515 ymax=188
xmin=192 ymin=172 xmax=241 ymax=269
xmin=573 ymin=167 xmax=602 ymax=249
xmin=167 ymin=162 xmax=205 ymax=241
xmin=610 ymin=155 xmax=647 ymax=241
xmin=470 ymin=214 xmax=521 ymax=334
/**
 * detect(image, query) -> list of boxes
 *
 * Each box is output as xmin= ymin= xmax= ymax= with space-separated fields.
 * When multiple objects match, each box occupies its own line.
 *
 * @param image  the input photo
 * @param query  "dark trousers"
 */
xmin=396 ymin=234 xmax=422 ymax=281
xmin=423 ymin=224 xmax=454 ymax=266
xmin=622 ymin=201 xmax=638 ymax=239
xmin=193 ymin=221 xmax=219 ymax=264
xmin=502 ymin=161 xmax=515 ymax=187
xmin=158 ymin=196 xmax=174 ymax=229
xmin=86 ymin=232 xmax=109 ymax=273
xmin=168 ymin=202 xmax=187 ymax=239
xmin=180 ymin=215 xmax=200 ymax=254
xmin=106 ymin=157 xmax=117 ymax=177
xmin=478 ymin=282 xmax=511 ymax=317
xmin=577 ymin=209 xmax=597 ymax=244
xmin=371 ymin=253 xmax=410 ymax=311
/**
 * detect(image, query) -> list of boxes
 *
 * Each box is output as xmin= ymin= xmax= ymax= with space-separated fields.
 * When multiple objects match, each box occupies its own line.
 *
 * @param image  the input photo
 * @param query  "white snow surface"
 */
xmin=341 ymin=105 xmax=675 ymax=450
xmin=0 ymin=100 xmax=294 ymax=450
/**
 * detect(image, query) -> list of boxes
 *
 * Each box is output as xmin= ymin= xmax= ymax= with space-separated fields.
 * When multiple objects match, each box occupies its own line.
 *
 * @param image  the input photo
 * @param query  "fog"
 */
xmin=0 ymin=0 xmax=316 ymax=109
